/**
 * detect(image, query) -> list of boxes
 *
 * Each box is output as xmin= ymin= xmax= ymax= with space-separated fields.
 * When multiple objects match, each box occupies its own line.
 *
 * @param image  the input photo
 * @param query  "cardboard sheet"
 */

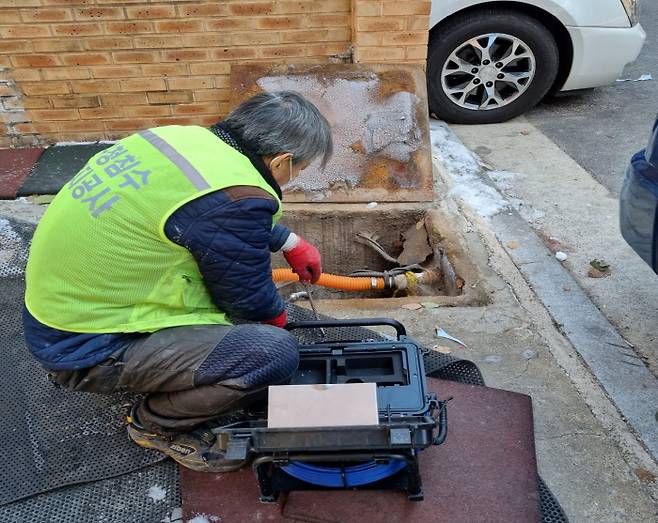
xmin=267 ymin=383 xmax=379 ymax=429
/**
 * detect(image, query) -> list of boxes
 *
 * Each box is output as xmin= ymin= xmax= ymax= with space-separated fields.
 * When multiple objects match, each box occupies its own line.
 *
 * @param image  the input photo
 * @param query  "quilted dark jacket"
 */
xmin=24 ymin=123 xmax=291 ymax=370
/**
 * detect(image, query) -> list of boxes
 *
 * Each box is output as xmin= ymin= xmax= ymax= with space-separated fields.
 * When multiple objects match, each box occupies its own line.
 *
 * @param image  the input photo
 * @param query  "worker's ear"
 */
xmin=268 ymin=153 xmax=293 ymax=172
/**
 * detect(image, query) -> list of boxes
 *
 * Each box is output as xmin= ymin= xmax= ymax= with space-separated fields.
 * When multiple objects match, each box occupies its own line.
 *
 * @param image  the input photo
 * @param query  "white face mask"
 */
xmin=269 ymin=155 xmax=294 ymax=183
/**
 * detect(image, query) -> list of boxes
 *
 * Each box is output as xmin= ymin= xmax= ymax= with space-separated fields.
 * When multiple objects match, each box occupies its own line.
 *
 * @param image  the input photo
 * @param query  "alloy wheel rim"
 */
xmin=440 ymin=33 xmax=536 ymax=111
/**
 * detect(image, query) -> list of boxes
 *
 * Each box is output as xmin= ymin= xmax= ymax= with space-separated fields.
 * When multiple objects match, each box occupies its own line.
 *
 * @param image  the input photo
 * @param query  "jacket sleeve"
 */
xmin=164 ymin=187 xmax=285 ymax=322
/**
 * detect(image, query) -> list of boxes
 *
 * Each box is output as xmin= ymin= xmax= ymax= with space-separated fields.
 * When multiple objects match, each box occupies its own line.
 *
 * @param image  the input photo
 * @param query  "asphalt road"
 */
xmin=525 ymin=0 xmax=658 ymax=197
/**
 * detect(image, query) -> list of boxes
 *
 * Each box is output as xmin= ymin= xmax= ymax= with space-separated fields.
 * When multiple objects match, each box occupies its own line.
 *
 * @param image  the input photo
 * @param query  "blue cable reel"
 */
xmin=281 ymin=458 xmax=409 ymax=488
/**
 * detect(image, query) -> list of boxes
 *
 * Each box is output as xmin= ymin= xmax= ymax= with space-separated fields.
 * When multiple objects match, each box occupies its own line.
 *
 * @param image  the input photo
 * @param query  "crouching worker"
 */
xmin=23 ymin=91 xmax=332 ymax=472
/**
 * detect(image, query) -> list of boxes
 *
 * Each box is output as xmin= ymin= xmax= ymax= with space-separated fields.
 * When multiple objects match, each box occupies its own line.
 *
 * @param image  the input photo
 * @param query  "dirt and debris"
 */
xmin=398 ymin=219 xmax=432 ymax=266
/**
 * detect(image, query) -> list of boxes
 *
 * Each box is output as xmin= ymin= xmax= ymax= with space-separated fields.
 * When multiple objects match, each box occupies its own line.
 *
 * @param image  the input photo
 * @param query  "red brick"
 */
xmin=184 ymin=34 xmax=232 ymax=48
xmin=99 ymin=93 xmax=148 ymax=106
xmin=52 ymin=95 xmax=99 ymax=108
xmin=382 ymin=31 xmax=428 ymax=46
xmin=125 ymin=4 xmax=177 ymax=18
xmin=0 ymin=10 xmax=21 ymax=23
xmin=260 ymin=46 xmax=306 ymax=58
xmin=179 ymin=3 xmax=227 ymax=17
xmin=155 ymin=20 xmax=204 ymax=33
xmin=85 ymin=37 xmax=133 ymax=50
xmin=106 ymin=21 xmax=153 ymax=34
xmin=306 ymin=42 xmax=351 ymax=57
xmin=167 ymin=77 xmax=213 ymax=90
xmin=152 ymin=116 xmax=196 ymax=126
xmin=162 ymin=49 xmax=209 ymax=62
xmin=124 ymin=104 xmax=171 ymax=117
xmin=92 ymin=65 xmax=142 ymax=78
xmin=21 ymin=82 xmax=70 ymax=95
xmin=280 ymin=30 xmax=329 ymax=44
xmin=121 ymin=78 xmax=167 ymax=92
xmin=205 ymin=18 xmax=254 ymax=31
xmin=356 ymin=18 xmax=404 ymax=32
xmin=33 ymin=39 xmax=83 ymax=52
xmin=305 ymin=13 xmax=350 ymax=27
xmin=0 ymin=85 xmax=18 ymax=96
xmin=0 ymin=40 xmax=32 ymax=53
xmin=21 ymin=8 xmax=73 ymax=21
xmin=381 ymin=1 xmax=431 ymax=16
xmin=52 ymin=23 xmax=102 ymax=36
xmin=233 ymin=32 xmax=280 ymax=45
xmin=11 ymin=68 xmax=42 ymax=81
xmin=12 ymin=96 xmax=50 ymax=109
xmin=62 ymin=53 xmax=111 ymax=66
xmin=42 ymin=66 xmax=91 ymax=80
xmin=105 ymin=119 xmax=154 ymax=132
xmin=256 ymin=17 xmax=303 ymax=30
xmin=405 ymin=45 xmax=428 ymax=61
xmin=79 ymin=107 xmax=118 ymax=119
xmin=210 ymin=47 xmax=257 ymax=60
xmin=189 ymin=62 xmax=230 ymax=75
xmin=112 ymin=51 xmax=158 ymax=64
xmin=70 ymin=80 xmax=121 ymax=94
xmin=354 ymin=2 xmax=381 ymax=16
xmin=354 ymin=32 xmax=383 ymax=46
xmin=174 ymin=102 xmax=219 ymax=115
xmin=57 ymin=120 xmax=105 ymax=132
xmin=141 ymin=63 xmax=189 ymax=77
xmin=74 ymin=7 xmax=124 ymax=20
xmin=228 ymin=2 xmax=274 ymax=16
xmin=407 ymin=15 xmax=430 ymax=31
xmin=30 ymin=108 xmax=79 ymax=121
xmin=132 ymin=36 xmax=182 ymax=49
xmin=194 ymin=89 xmax=229 ymax=102
xmin=147 ymin=91 xmax=193 ymax=104
xmin=356 ymin=46 xmax=405 ymax=61
xmin=0 ymin=25 xmax=51 ymax=38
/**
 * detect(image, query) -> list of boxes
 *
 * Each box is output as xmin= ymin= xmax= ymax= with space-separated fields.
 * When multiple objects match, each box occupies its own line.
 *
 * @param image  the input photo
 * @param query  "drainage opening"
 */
xmin=273 ymin=207 xmax=464 ymax=300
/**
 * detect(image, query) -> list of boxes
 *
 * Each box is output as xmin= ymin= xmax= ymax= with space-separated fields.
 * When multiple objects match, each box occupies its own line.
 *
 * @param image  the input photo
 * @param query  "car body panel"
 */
xmin=562 ymin=23 xmax=646 ymax=90
xmin=429 ymin=0 xmax=645 ymax=91
xmin=430 ymin=0 xmax=632 ymax=29
xmin=620 ymin=119 xmax=658 ymax=274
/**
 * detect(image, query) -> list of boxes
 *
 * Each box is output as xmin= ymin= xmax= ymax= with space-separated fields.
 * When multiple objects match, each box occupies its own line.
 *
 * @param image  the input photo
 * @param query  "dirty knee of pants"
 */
xmin=194 ymin=324 xmax=299 ymax=389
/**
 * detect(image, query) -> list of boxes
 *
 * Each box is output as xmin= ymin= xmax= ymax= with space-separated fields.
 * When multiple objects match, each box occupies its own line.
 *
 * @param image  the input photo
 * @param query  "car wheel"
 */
xmin=427 ymin=9 xmax=560 ymax=124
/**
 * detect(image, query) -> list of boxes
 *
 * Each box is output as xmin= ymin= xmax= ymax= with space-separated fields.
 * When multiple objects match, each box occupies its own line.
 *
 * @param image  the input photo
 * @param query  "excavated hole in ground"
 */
xmin=273 ymin=207 xmax=470 ymax=302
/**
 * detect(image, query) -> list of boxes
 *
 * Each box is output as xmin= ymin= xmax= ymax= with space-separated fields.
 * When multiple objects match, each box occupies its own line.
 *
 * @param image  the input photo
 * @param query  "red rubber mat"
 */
xmin=0 ymin=148 xmax=44 ymax=199
xmin=181 ymin=378 xmax=540 ymax=523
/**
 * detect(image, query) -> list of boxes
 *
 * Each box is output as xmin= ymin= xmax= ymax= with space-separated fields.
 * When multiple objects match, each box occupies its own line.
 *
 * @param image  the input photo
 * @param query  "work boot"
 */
xmin=126 ymin=406 xmax=247 ymax=473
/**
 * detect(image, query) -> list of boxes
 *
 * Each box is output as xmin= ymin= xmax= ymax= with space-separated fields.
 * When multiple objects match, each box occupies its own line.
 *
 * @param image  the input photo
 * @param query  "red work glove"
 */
xmin=262 ymin=310 xmax=287 ymax=329
xmin=283 ymin=234 xmax=322 ymax=284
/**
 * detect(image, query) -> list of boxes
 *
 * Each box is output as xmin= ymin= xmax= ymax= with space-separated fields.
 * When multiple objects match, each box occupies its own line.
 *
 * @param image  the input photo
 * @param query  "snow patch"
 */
xmin=430 ymin=120 xmax=510 ymax=219
xmin=54 ymin=140 xmax=116 ymax=146
xmin=147 ymin=485 xmax=167 ymax=502
xmin=187 ymin=515 xmax=221 ymax=523
xmin=0 ymin=218 xmax=27 ymax=277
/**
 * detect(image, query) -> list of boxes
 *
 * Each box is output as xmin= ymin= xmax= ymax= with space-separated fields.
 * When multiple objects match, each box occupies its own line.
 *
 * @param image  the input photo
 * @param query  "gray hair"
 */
xmin=223 ymin=91 xmax=333 ymax=168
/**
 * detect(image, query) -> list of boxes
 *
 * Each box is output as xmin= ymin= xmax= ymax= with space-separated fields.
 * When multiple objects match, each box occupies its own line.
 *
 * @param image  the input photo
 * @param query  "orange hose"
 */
xmin=272 ymin=268 xmax=386 ymax=291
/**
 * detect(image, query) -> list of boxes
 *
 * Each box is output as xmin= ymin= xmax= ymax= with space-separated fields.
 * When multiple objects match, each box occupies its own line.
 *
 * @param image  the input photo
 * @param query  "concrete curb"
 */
xmin=431 ymin=121 xmax=658 ymax=461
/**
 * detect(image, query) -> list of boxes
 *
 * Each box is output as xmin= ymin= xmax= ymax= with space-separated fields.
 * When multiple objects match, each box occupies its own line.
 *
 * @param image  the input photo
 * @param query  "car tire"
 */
xmin=427 ymin=9 xmax=560 ymax=124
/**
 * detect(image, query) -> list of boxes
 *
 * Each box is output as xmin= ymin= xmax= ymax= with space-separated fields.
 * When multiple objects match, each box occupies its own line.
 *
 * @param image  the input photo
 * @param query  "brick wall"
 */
xmin=0 ymin=1 xmax=430 ymax=146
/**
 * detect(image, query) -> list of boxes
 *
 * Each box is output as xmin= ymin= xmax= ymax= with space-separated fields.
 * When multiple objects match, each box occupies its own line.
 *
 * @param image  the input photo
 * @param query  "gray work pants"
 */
xmin=49 ymin=324 xmax=300 ymax=434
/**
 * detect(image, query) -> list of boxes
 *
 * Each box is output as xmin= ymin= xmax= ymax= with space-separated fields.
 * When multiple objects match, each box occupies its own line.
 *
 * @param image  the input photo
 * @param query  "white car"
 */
xmin=427 ymin=0 xmax=646 ymax=123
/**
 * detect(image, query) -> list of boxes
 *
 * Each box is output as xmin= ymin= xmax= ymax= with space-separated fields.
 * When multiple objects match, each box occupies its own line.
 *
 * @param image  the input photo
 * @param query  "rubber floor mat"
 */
xmin=0 ymin=460 xmax=179 ymax=523
xmin=0 ymin=216 xmax=164 ymax=506
xmin=285 ymin=304 xmax=568 ymax=523
xmin=17 ymin=143 xmax=112 ymax=196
